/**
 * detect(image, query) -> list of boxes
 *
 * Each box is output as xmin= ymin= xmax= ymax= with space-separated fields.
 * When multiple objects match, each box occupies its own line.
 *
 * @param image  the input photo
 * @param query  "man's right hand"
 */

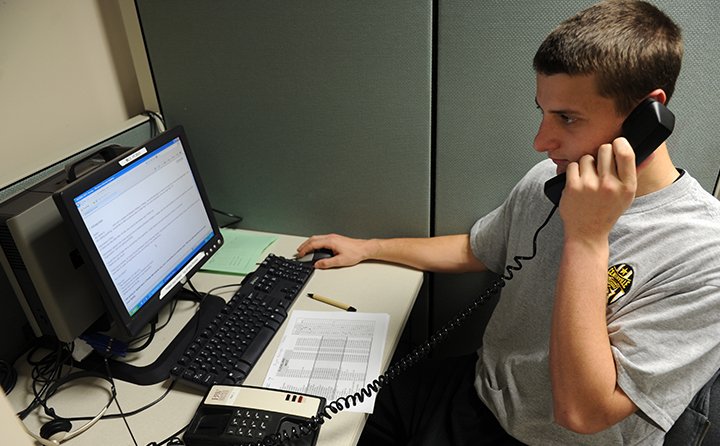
xmin=296 ymin=233 xmax=378 ymax=269
xmin=296 ymin=233 xmax=486 ymax=273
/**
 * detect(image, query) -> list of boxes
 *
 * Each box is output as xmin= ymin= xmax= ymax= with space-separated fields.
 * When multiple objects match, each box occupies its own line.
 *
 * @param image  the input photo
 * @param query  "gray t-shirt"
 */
xmin=470 ymin=159 xmax=720 ymax=445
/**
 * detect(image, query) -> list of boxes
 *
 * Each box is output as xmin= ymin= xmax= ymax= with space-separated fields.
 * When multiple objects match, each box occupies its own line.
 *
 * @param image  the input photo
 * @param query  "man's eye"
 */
xmin=560 ymin=114 xmax=576 ymax=124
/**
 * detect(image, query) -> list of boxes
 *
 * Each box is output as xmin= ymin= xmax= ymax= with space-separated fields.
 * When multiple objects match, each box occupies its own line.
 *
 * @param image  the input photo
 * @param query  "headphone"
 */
xmin=21 ymin=370 xmax=116 ymax=446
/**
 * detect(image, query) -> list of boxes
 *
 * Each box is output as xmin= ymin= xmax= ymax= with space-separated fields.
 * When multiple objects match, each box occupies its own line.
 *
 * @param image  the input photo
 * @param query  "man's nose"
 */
xmin=533 ymin=119 xmax=558 ymax=153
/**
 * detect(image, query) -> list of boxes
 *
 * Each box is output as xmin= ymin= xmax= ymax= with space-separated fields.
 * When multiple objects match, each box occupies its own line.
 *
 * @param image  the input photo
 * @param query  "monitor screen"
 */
xmin=53 ymin=126 xmax=223 ymax=337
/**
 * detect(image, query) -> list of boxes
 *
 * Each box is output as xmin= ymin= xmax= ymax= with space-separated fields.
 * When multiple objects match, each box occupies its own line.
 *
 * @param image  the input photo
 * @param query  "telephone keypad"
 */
xmin=225 ymin=409 xmax=274 ymax=439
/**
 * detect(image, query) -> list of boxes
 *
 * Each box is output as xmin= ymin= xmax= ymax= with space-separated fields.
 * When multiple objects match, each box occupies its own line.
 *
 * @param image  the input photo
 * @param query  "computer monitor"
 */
xmin=53 ymin=126 xmax=223 ymax=338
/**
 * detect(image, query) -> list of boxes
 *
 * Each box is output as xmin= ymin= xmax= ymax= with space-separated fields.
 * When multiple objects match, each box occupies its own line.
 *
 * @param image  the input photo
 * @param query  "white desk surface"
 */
xmin=8 ymin=231 xmax=423 ymax=446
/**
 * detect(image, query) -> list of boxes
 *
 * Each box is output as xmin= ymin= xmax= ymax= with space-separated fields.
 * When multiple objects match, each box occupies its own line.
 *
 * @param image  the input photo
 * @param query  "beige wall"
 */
xmin=0 ymin=0 xmax=154 ymax=189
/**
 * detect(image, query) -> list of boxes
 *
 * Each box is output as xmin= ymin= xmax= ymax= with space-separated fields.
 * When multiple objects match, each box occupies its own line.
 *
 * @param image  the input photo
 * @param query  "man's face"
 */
xmin=534 ymin=73 xmax=625 ymax=174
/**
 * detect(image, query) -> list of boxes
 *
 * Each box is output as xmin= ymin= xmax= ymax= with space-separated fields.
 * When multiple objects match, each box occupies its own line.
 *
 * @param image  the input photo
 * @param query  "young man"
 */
xmin=297 ymin=1 xmax=720 ymax=444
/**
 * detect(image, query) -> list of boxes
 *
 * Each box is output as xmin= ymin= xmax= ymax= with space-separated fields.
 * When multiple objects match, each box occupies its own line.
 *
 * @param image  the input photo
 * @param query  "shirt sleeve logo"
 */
xmin=607 ymin=263 xmax=634 ymax=305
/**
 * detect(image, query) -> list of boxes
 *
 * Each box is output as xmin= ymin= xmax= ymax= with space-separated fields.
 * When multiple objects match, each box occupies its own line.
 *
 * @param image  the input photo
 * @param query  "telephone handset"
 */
xmin=543 ymin=98 xmax=675 ymax=206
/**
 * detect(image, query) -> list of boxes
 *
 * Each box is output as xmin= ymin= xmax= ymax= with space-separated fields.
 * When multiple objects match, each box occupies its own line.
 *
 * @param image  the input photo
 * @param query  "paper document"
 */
xmin=263 ymin=310 xmax=389 ymax=413
xmin=201 ymin=229 xmax=276 ymax=275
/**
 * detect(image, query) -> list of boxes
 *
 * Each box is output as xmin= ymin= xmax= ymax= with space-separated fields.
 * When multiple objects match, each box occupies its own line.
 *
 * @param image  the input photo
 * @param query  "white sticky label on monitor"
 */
xmin=119 ymin=147 xmax=147 ymax=166
xmin=160 ymin=251 xmax=205 ymax=299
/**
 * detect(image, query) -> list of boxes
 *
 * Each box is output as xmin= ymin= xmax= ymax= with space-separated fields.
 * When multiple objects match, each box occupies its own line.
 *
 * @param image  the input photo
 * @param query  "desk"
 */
xmin=8 ymin=232 xmax=423 ymax=445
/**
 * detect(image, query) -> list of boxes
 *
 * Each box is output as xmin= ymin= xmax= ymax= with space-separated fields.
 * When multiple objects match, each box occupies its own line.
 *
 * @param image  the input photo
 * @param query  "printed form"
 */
xmin=263 ymin=310 xmax=389 ymax=413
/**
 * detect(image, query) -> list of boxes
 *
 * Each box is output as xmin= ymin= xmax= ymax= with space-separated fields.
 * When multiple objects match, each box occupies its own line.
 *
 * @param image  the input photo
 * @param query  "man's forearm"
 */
xmin=372 ymin=234 xmax=486 ymax=273
xmin=549 ymin=237 xmax=636 ymax=433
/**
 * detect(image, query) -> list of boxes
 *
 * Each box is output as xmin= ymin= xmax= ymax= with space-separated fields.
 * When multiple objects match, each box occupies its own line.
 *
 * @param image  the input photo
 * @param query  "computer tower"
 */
xmin=0 ymin=171 xmax=105 ymax=343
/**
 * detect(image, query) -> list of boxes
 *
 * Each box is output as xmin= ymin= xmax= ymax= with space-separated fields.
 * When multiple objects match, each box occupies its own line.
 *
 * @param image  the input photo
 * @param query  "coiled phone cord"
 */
xmin=260 ymin=204 xmax=558 ymax=446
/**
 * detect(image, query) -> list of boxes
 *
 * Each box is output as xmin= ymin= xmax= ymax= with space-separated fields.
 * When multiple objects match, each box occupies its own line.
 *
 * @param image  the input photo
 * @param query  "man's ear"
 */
xmin=646 ymin=89 xmax=668 ymax=105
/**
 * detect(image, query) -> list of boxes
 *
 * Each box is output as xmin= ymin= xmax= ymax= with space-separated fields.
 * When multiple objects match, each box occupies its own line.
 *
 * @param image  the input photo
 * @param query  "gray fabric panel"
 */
xmin=137 ymin=0 xmax=433 ymax=238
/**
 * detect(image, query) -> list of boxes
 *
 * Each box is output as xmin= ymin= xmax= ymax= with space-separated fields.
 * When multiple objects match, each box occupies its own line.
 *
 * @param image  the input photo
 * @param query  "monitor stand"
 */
xmin=75 ymin=292 xmax=226 ymax=386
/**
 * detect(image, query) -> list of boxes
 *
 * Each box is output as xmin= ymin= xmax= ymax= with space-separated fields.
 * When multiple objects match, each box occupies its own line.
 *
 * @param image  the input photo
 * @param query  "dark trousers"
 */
xmin=357 ymin=353 xmax=525 ymax=446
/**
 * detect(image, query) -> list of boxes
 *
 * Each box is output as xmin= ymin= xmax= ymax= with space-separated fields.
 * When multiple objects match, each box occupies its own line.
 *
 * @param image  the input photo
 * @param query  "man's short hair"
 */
xmin=533 ymin=0 xmax=683 ymax=115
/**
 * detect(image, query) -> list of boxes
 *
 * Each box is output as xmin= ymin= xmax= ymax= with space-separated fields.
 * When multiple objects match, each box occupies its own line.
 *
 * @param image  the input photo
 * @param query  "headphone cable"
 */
xmin=104 ymin=358 xmax=139 ymax=446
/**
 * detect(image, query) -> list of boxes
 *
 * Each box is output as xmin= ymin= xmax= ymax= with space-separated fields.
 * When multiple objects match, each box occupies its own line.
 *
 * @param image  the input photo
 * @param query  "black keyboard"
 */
xmin=170 ymin=254 xmax=314 ymax=389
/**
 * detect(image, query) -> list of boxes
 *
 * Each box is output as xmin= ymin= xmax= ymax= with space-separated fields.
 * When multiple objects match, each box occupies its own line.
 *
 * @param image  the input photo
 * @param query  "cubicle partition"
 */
xmin=136 ymin=0 xmax=720 ymax=355
xmin=136 ymin=0 xmax=433 ymax=239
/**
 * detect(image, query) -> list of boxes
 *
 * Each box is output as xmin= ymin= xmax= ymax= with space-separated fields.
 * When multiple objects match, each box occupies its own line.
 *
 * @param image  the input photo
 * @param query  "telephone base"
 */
xmin=184 ymin=384 xmax=325 ymax=446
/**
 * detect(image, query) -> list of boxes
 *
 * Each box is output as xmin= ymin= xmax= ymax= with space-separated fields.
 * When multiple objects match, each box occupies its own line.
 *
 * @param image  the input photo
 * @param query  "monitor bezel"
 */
xmin=53 ymin=125 xmax=223 ymax=338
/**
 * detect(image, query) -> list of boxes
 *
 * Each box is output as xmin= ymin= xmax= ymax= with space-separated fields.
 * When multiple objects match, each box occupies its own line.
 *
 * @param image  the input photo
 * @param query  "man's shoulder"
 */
xmin=521 ymin=158 xmax=556 ymax=180
xmin=513 ymin=159 xmax=557 ymax=193
xmin=673 ymin=170 xmax=720 ymax=220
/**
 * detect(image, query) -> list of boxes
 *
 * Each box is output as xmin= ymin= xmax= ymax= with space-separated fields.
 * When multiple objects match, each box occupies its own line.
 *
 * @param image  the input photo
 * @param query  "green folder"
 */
xmin=201 ymin=229 xmax=277 ymax=275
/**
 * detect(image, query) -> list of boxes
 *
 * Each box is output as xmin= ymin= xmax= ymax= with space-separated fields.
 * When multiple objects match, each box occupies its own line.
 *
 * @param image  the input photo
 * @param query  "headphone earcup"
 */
xmin=40 ymin=418 xmax=72 ymax=441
